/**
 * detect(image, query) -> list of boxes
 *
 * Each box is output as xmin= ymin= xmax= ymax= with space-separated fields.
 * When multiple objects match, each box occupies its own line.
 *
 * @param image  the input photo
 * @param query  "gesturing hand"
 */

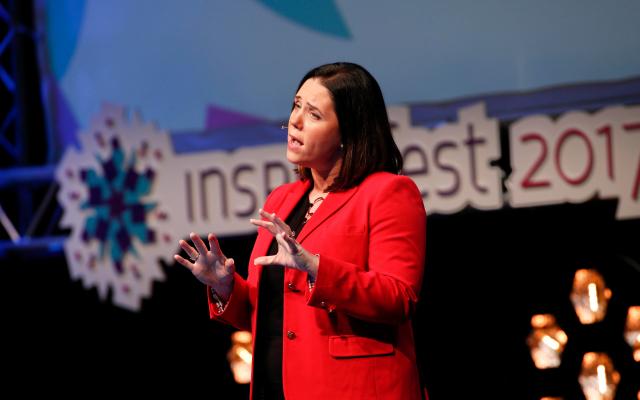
xmin=250 ymin=209 xmax=318 ymax=279
xmin=174 ymin=232 xmax=235 ymax=301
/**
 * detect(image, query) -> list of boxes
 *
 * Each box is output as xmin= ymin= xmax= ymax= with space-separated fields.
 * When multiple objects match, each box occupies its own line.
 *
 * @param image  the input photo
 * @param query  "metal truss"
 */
xmin=0 ymin=1 xmax=19 ymax=164
xmin=0 ymin=0 xmax=64 ymax=257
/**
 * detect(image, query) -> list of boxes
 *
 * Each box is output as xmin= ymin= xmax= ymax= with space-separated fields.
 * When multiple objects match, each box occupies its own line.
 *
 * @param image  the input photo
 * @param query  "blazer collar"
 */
xmin=253 ymin=179 xmax=360 ymax=256
xmin=279 ymin=179 xmax=313 ymax=222
xmin=252 ymin=179 xmax=311 ymax=259
xmin=296 ymin=184 xmax=359 ymax=243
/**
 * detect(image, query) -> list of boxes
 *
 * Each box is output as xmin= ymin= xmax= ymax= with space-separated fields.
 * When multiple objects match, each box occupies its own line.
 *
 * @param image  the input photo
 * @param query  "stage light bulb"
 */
xmin=578 ymin=352 xmax=620 ymax=400
xmin=227 ymin=330 xmax=253 ymax=384
xmin=527 ymin=314 xmax=568 ymax=369
xmin=624 ymin=306 xmax=640 ymax=362
xmin=570 ymin=269 xmax=611 ymax=324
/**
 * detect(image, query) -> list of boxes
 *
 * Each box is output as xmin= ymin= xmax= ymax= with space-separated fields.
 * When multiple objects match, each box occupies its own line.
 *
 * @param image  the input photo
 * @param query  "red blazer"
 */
xmin=209 ymin=172 xmax=427 ymax=399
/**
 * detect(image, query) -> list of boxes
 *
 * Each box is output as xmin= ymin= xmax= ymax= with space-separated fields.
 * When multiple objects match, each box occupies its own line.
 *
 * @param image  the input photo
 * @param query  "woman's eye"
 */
xmin=310 ymin=113 xmax=320 ymax=120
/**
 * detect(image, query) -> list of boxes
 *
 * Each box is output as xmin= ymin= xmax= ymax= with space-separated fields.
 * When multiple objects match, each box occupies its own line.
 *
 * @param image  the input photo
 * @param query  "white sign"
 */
xmin=507 ymin=105 xmax=640 ymax=220
xmin=55 ymin=102 xmax=640 ymax=310
xmin=389 ymin=103 xmax=503 ymax=214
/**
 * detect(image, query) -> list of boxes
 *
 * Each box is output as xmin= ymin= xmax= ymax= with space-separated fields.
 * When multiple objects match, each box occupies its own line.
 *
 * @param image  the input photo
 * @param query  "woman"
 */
xmin=174 ymin=62 xmax=427 ymax=399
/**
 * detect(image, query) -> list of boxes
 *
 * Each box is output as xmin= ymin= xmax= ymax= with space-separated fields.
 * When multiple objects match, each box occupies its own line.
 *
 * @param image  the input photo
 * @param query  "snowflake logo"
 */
xmin=56 ymin=104 xmax=175 ymax=311
xmin=80 ymin=137 xmax=157 ymax=273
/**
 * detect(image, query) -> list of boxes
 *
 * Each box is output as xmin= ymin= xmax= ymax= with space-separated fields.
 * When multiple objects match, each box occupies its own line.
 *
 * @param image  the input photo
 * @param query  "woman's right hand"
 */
xmin=174 ymin=232 xmax=235 ymax=301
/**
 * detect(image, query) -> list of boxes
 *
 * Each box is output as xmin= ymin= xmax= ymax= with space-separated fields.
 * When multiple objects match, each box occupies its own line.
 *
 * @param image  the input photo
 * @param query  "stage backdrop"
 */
xmin=39 ymin=0 xmax=640 ymax=154
xmin=17 ymin=2 xmax=640 ymax=398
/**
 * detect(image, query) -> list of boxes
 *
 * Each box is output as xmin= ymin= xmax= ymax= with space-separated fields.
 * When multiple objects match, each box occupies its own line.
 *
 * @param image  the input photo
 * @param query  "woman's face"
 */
xmin=286 ymin=78 xmax=341 ymax=174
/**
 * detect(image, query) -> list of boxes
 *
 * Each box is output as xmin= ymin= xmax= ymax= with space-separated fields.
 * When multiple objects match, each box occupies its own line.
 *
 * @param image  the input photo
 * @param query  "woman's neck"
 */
xmin=310 ymin=160 xmax=341 ymax=194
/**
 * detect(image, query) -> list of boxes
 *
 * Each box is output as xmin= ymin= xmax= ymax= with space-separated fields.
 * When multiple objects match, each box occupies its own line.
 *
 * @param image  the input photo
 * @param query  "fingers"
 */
xmin=208 ymin=233 xmax=224 ymax=259
xmin=257 ymin=209 xmax=294 ymax=237
xmin=271 ymin=213 xmax=290 ymax=232
xmin=179 ymin=239 xmax=199 ymax=261
xmin=224 ymin=257 xmax=235 ymax=275
xmin=174 ymin=254 xmax=194 ymax=271
xmin=190 ymin=232 xmax=209 ymax=256
xmin=260 ymin=208 xmax=288 ymax=231
xmin=275 ymin=232 xmax=295 ymax=254
xmin=250 ymin=218 xmax=275 ymax=233
xmin=278 ymin=231 xmax=305 ymax=257
xmin=254 ymin=255 xmax=276 ymax=266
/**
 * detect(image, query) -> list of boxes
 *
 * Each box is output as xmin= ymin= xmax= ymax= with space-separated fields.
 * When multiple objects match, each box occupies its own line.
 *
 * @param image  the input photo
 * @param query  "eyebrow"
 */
xmin=295 ymin=95 xmax=324 ymax=116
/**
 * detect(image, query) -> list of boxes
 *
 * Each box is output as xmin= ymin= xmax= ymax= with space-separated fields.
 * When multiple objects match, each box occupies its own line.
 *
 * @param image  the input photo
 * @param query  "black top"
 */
xmin=253 ymin=192 xmax=311 ymax=400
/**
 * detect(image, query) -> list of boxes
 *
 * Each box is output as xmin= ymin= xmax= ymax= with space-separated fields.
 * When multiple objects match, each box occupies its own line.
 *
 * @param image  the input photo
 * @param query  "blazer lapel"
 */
xmin=296 ymin=185 xmax=360 ymax=243
xmin=253 ymin=180 xmax=312 ymax=258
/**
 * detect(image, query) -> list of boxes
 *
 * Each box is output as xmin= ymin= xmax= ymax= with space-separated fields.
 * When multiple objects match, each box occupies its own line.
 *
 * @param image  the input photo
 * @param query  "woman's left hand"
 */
xmin=250 ymin=209 xmax=318 ymax=278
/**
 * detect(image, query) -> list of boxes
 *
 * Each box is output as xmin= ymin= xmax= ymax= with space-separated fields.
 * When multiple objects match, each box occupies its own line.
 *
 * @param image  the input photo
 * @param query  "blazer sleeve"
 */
xmin=207 ymin=272 xmax=252 ymax=331
xmin=306 ymin=175 xmax=426 ymax=324
xmin=206 ymin=183 xmax=293 ymax=331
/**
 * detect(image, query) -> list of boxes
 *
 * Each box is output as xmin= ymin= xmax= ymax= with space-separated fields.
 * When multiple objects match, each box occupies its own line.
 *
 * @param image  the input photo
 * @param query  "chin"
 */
xmin=286 ymin=152 xmax=303 ymax=165
xmin=286 ymin=153 xmax=296 ymax=164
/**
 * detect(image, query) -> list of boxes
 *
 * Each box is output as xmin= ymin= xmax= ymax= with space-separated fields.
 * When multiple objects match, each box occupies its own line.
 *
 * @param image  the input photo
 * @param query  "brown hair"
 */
xmin=294 ymin=62 xmax=403 ymax=191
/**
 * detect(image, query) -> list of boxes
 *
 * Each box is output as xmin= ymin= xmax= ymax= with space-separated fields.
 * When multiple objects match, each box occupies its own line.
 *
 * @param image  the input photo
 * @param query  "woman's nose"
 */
xmin=290 ymin=109 xmax=302 ymax=130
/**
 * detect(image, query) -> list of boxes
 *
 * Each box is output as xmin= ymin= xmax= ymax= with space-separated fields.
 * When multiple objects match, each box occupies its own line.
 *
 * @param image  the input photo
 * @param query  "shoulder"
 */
xmin=358 ymin=172 xmax=420 ymax=194
xmin=265 ymin=179 xmax=306 ymax=203
xmin=357 ymin=172 xmax=425 ymax=212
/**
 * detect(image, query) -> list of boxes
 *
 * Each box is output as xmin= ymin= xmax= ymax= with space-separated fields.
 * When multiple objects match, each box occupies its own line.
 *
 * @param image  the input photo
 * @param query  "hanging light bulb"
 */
xmin=570 ymin=269 xmax=612 ymax=324
xmin=227 ymin=330 xmax=253 ymax=384
xmin=578 ymin=352 xmax=620 ymax=400
xmin=624 ymin=306 xmax=640 ymax=362
xmin=527 ymin=314 xmax=568 ymax=369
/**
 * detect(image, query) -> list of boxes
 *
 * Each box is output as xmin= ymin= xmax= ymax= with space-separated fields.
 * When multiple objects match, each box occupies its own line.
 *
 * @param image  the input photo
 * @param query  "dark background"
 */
xmin=2 ymin=198 xmax=639 ymax=399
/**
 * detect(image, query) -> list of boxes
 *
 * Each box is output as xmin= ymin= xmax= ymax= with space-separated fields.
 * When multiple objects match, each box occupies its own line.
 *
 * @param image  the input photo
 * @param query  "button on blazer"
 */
xmin=209 ymin=171 xmax=427 ymax=400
